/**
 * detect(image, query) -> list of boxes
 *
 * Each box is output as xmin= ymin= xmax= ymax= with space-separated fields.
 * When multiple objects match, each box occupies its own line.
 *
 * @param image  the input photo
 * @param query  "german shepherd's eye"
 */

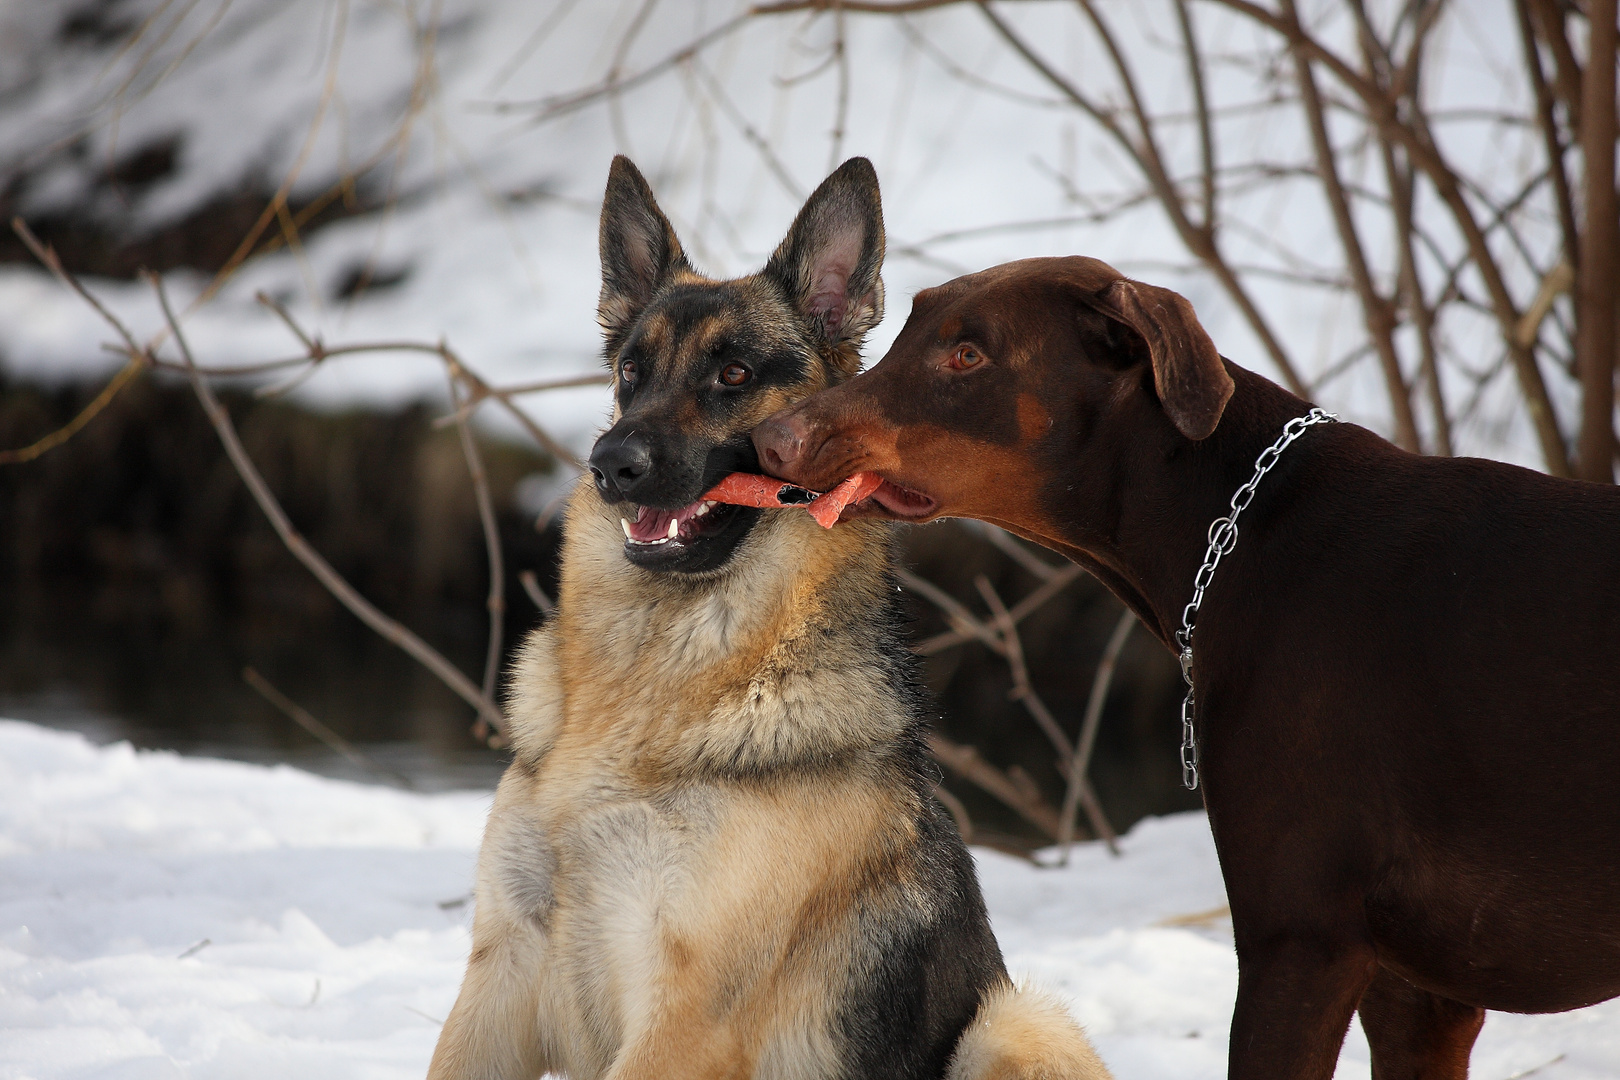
xmin=620 ymin=359 xmax=639 ymax=385
xmin=719 ymin=362 xmax=752 ymax=387
xmin=945 ymin=345 xmax=984 ymax=371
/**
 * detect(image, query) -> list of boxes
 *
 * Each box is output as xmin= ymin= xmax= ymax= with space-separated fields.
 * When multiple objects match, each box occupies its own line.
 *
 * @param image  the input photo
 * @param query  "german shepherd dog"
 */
xmin=425 ymin=158 xmax=1111 ymax=1080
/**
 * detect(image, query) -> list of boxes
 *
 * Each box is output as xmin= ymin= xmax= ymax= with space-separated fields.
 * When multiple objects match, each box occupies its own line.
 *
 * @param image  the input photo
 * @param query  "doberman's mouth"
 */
xmin=845 ymin=479 xmax=938 ymax=522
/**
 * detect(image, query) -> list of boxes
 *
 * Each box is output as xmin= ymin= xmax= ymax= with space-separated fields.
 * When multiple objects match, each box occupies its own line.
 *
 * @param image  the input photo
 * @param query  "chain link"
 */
xmin=1175 ymin=407 xmax=1338 ymax=790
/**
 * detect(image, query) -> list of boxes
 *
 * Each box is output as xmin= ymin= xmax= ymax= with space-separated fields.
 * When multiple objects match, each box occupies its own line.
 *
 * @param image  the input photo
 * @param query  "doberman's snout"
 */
xmin=752 ymin=412 xmax=810 ymax=477
xmin=588 ymin=429 xmax=653 ymax=502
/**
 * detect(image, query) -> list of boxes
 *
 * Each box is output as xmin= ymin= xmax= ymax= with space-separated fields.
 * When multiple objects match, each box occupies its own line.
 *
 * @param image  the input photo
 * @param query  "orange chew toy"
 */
xmin=701 ymin=471 xmax=883 ymax=529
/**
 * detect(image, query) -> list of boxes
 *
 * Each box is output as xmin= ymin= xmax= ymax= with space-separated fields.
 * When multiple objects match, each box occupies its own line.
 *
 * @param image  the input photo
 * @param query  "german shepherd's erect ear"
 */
xmin=597 ymin=156 xmax=689 ymax=350
xmin=763 ymin=157 xmax=886 ymax=376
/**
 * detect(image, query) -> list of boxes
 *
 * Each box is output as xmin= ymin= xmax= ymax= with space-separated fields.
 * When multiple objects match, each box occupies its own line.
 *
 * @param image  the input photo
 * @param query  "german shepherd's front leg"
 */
xmin=430 ymin=655 xmax=564 ymax=1080
xmin=601 ymin=1011 xmax=751 ymax=1080
xmin=429 ymin=779 xmax=559 ymax=1080
xmin=428 ymin=918 xmax=551 ymax=1080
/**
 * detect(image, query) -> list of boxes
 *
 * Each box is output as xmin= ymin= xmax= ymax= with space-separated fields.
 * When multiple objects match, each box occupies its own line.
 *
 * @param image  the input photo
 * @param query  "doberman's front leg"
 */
xmin=1357 ymin=966 xmax=1484 ymax=1080
xmin=1227 ymin=935 xmax=1378 ymax=1080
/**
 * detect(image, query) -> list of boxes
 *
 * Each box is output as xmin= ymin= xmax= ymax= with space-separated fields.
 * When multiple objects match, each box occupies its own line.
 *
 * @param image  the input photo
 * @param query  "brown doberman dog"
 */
xmin=752 ymin=256 xmax=1620 ymax=1080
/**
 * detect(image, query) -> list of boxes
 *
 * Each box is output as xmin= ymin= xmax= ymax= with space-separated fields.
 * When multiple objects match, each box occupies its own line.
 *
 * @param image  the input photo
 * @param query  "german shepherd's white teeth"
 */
xmin=622 ymin=519 xmax=634 ymax=540
xmin=667 ymin=518 xmax=679 ymax=540
xmin=694 ymin=500 xmax=716 ymax=517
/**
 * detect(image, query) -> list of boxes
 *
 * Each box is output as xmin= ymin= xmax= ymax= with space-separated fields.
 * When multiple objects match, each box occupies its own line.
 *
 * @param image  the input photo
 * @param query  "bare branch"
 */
xmin=143 ymin=271 xmax=507 ymax=738
xmin=1515 ymin=260 xmax=1575 ymax=349
xmin=1058 ymin=607 xmax=1134 ymax=860
xmin=0 ymin=354 xmax=144 ymax=465
xmin=1283 ymin=0 xmax=1419 ymax=451
xmin=1355 ymin=1 xmax=1453 ymax=455
xmin=1525 ymin=0 xmax=1583 ymax=130
xmin=970 ymin=522 xmax=1062 ymax=580
xmin=449 ymin=372 xmax=508 ymax=737
xmin=914 ymin=563 xmax=1085 ymax=655
xmin=927 ymin=733 xmax=1062 ymax=839
xmin=519 ymin=569 xmax=556 ymax=615
xmin=243 ymin=666 xmax=415 ymax=787
xmin=1173 ymin=0 xmax=1218 ymax=229
xmin=11 ymin=219 xmax=147 ymax=357
xmin=897 ymin=567 xmax=1007 ymax=655
xmin=1203 ymin=0 xmax=1573 ymax=474
xmin=756 ymin=0 xmax=997 ymax=12
xmin=974 ymin=573 xmax=1071 ymax=761
xmin=828 ymin=3 xmax=850 ymax=173
xmin=489 ymin=13 xmax=752 ymax=118
xmin=1514 ymin=0 xmax=1579 ymax=274
xmin=979 ymin=1 xmax=1310 ymax=396
xmin=1575 ymin=0 xmax=1618 ymax=481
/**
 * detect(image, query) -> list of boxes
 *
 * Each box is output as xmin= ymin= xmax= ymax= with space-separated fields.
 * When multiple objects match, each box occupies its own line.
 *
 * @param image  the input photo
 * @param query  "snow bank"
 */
xmin=2 ymin=719 xmax=1615 ymax=1078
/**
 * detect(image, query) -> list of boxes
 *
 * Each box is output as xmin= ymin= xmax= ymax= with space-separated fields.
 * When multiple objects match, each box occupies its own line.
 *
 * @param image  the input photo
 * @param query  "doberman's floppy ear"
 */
xmin=1089 ymin=271 xmax=1234 ymax=441
xmin=598 ymin=155 xmax=688 ymax=346
xmin=763 ymin=157 xmax=885 ymax=373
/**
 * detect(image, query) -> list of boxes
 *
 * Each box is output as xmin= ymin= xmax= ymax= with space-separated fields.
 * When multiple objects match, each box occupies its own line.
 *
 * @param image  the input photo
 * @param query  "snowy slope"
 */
xmin=2 ymin=720 xmax=1616 ymax=1079
xmin=0 ymin=1 xmax=1566 ymax=466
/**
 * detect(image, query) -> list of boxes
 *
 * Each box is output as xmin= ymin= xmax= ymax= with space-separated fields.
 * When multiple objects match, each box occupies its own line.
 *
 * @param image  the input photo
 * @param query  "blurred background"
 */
xmin=1 ymin=0 xmax=1614 ymax=850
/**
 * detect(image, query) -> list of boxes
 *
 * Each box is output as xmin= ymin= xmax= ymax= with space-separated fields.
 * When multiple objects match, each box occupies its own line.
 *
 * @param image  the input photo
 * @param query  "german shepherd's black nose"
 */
xmin=589 ymin=429 xmax=653 ymax=502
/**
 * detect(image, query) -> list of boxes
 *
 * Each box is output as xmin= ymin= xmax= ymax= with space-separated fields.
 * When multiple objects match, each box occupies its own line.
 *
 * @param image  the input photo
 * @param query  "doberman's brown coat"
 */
xmin=752 ymin=256 xmax=1620 ymax=1080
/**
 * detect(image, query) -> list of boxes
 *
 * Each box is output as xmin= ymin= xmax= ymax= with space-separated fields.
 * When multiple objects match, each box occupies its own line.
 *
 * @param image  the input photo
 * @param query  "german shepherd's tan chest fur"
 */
xmin=442 ymin=500 xmax=931 ymax=1079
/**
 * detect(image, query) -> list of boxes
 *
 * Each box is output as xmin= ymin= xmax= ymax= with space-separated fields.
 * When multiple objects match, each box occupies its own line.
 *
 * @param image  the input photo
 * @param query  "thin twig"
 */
xmin=1205 ymin=0 xmax=1572 ymax=474
xmin=489 ymin=13 xmax=752 ymax=117
xmin=0 ymin=354 xmax=146 ymax=465
xmin=974 ymin=574 xmax=1072 ymax=761
xmin=243 ymin=666 xmax=414 ymax=787
xmin=1058 ymin=609 xmax=1134 ymax=860
xmin=1284 ymin=0 xmax=1419 ymax=452
xmin=913 ymin=563 xmax=1084 ymax=655
xmin=827 ymin=2 xmax=849 ymax=174
xmin=240 ymin=291 xmax=586 ymax=469
xmin=973 ymin=572 xmax=1117 ymax=848
xmin=927 ymin=733 xmax=1062 ymax=839
xmin=12 ymin=219 xmax=146 ymax=356
xmin=897 ymin=567 xmax=1007 ymax=655
xmin=144 ymin=270 xmax=507 ymax=738
xmin=975 ymin=2 xmax=1310 ymax=397
xmin=519 ymin=569 xmax=556 ymax=615
xmin=449 ymin=372 xmax=507 ymax=738
xmin=972 ymin=522 xmax=1060 ymax=580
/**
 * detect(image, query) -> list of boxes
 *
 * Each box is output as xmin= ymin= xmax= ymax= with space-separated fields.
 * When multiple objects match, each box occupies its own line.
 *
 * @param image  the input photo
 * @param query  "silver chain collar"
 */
xmin=1174 ymin=407 xmax=1339 ymax=790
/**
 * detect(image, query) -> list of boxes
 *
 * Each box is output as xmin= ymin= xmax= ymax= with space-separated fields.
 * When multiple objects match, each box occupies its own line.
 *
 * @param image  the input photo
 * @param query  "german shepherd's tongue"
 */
xmin=703 ymin=472 xmax=883 ymax=529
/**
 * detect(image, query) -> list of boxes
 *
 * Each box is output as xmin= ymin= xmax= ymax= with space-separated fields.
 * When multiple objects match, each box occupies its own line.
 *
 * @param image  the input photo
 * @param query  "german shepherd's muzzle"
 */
xmin=586 ymin=157 xmax=882 ymax=574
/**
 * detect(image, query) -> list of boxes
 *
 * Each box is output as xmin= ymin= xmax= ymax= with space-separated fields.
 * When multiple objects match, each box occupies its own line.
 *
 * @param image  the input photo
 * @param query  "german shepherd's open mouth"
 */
xmin=584 ymin=154 xmax=887 ymax=575
xmin=605 ymin=447 xmax=763 ymax=573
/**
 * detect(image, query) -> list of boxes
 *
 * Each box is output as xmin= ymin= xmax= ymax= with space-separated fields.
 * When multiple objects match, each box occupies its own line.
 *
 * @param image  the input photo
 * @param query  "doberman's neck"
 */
xmin=1014 ymin=364 xmax=1317 ymax=654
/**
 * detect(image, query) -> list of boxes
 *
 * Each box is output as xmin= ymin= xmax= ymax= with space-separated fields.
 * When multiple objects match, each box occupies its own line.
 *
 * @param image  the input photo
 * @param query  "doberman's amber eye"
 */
xmin=620 ymin=360 xmax=638 ymax=385
xmin=720 ymin=363 xmax=752 ymax=386
xmin=946 ymin=345 xmax=984 ymax=371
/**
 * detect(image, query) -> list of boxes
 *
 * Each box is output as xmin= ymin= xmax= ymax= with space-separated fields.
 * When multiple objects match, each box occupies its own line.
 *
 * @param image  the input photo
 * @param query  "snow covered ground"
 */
xmin=2 ymin=719 xmax=1616 ymax=1079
